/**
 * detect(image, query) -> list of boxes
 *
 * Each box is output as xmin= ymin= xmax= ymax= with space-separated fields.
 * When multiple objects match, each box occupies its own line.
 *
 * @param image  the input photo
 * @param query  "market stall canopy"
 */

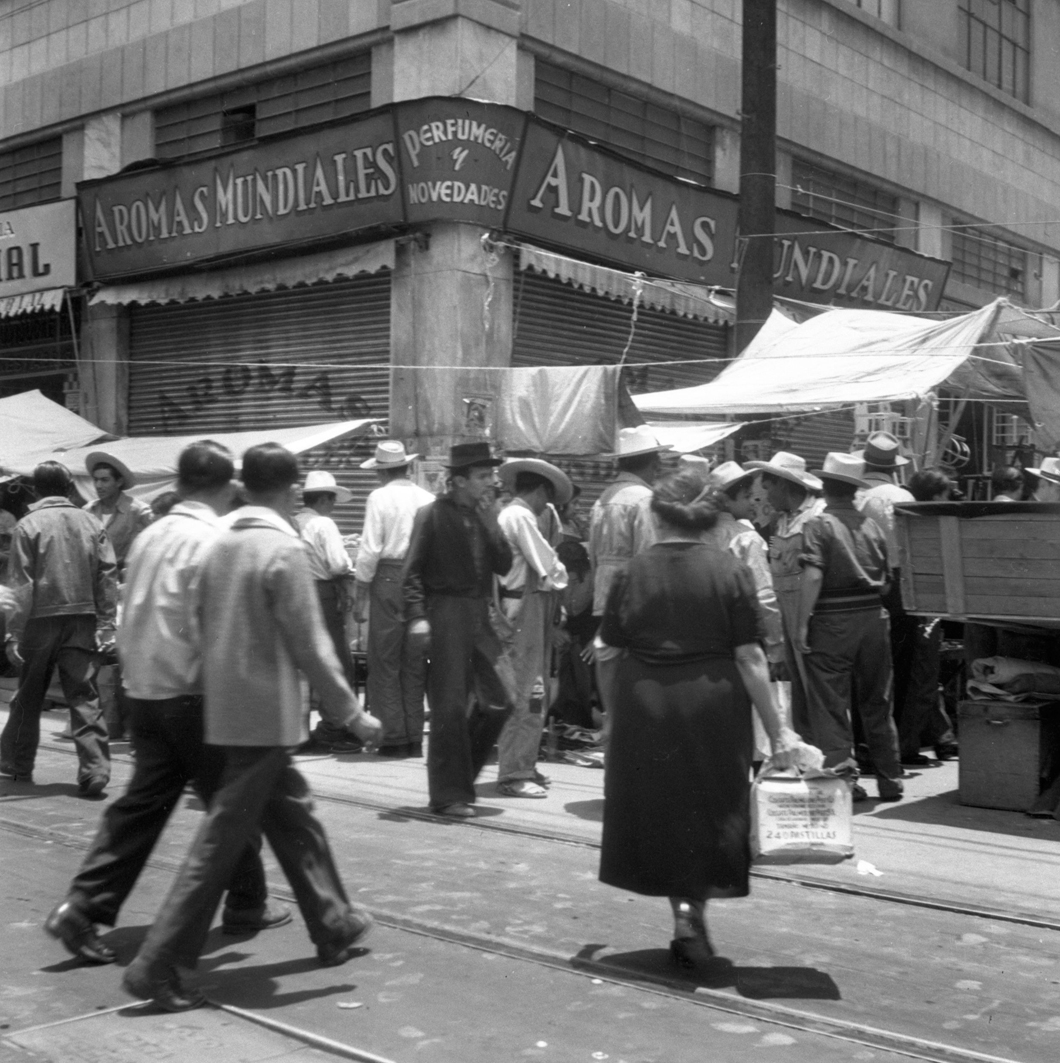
xmin=646 ymin=420 xmax=744 ymax=453
xmin=63 ymin=419 xmax=379 ymax=501
xmin=634 ymin=298 xmax=1055 ymax=417
xmin=0 ymin=390 xmax=113 ymax=476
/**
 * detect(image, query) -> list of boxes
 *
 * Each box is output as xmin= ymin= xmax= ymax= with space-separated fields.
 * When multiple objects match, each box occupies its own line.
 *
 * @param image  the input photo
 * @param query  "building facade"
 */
xmin=1 ymin=0 xmax=1058 ymax=511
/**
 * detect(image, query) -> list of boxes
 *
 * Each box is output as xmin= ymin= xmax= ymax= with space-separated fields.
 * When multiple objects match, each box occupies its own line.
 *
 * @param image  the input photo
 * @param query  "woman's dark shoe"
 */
xmin=44 ymin=902 xmax=116 ymax=964
xmin=670 ymin=935 xmax=718 ymax=971
xmin=122 ymin=957 xmax=206 ymax=1011
xmin=375 ymin=743 xmax=410 ymax=758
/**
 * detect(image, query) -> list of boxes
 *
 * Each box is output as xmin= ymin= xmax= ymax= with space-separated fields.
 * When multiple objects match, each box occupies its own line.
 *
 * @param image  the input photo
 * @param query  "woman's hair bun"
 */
xmin=650 ymin=467 xmax=722 ymax=532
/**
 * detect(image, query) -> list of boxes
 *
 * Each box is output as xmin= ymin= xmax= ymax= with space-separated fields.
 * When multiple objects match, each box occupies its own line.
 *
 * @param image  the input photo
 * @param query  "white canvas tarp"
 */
xmin=0 ymin=391 xmax=113 ymax=477
xmin=63 ymin=420 xmax=379 ymax=501
xmin=634 ymin=299 xmax=1031 ymax=417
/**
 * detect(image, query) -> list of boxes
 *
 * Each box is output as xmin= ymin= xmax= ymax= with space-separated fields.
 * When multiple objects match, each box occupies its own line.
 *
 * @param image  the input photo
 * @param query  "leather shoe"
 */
xmin=878 ymin=779 xmax=904 ymax=802
xmin=900 ymin=753 xmax=932 ymax=766
xmin=122 ymin=957 xmax=206 ymax=1012
xmin=0 ymin=765 xmax=32 ymax=783
xmin=934 ymin=740 xmax=959 ymax=760
xmin=375 ymin=743 xmax=409 ymax=758
xmin=317 ymin=909 xmax=375 ymax=967
xmin=44 ymin=901 xmax=116 ymax=964
xmin=221 ymin=901 xmax=292 ymax=934
xmin=432 ymin=802 xmax=475 ymax=818
xmin=78 ymin=777 xmax=108 ymax=798
xmin=851 ymin=783 xmax=869 ymax=802
xmin=407 ymin=740 xmax=424 ymax=758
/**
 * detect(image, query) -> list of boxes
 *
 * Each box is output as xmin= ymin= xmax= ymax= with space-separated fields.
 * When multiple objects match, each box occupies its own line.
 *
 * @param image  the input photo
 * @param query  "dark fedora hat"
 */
xmin=446 ymin=441 xmax=503 ymax=470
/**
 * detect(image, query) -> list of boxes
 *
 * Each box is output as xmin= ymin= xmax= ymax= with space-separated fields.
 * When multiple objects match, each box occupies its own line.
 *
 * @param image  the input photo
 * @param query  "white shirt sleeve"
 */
xmin=511 ymin=506 xmax=568 ymax=591
xmin=307 ymin=516 xmax=352 ymax=579
xmin=354 ymin=493 xmax=385 ymax=583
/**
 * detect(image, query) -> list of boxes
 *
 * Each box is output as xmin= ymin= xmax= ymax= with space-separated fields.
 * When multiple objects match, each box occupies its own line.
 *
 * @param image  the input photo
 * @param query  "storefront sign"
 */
xmin=770 ymin=212 xmax=949 ymax=312
xmin=507 ymin=121 xmax=739 ymax=287
xmin=80 ymin=112 xmax=401 ymax=279
xmin=396 ymin=98 xmax=527 ymax=228
xmin=0 ymin=200 xmax=76 ymax=296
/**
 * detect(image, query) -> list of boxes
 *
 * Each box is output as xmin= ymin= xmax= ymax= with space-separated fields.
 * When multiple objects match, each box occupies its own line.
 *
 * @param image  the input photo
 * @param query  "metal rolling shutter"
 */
xmin=127 ymin=275 xmax=391 ymax=531
xmin=511 ymin=268 xmax=730 ymax=504
xmin=774 ymin=409 xmax=856 ymax=472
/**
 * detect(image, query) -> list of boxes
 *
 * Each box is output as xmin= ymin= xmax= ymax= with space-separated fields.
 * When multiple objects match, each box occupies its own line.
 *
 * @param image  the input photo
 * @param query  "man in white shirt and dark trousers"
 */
xmin=353 ymin=441 xmax=434 ymax=757
xmin=494 ymin=459 xmax=570 ymax=798
xmin=43 ymin=441 xmax=289 ymax=967
xmin=295 ymin=470 xmax=361 ymax=753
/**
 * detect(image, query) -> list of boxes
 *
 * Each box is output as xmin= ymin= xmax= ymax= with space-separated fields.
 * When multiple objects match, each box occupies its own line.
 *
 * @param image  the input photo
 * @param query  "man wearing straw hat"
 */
xmin=295 ymin=470 xmax=362 ymax=754
xmin=493 ymin=457 xmax=571 ymax=798
xmin=86 ymin=452 xmax=153 ymax=743
xmin=795 ymin=452 xmax=903 ymax=802
xmin=744 ymin=451 xmax=824 ymax=742
xmin=403 ymin=441 xmax=515 ymax=818
xmin=588 ymin=425 xmax=673 ymax=723
xmin=353 ymin=441 xmax=434 ymax=757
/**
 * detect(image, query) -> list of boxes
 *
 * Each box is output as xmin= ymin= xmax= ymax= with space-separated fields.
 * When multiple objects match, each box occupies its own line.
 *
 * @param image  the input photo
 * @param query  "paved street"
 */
xmin=3 ymin=707 xmax=1060 ymax=1063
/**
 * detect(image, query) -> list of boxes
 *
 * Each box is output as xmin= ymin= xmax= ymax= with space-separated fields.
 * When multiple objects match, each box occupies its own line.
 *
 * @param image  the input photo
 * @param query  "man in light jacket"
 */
xmin=122 ymin=444 xmax=382 ymax=1012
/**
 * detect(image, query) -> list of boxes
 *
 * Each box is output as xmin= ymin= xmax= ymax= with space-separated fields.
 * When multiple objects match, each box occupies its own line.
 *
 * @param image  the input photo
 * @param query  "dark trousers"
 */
xmin=133 ymin=745 xmax=355 ymax=970
xmin=897 ymin=618 xmax=945 ymax=757
xmin=312 ymin=581 xmax=355 ymax=739
xmin=67 ymin=696 xmax=267 ymax=926
xmin=425 ymin=595 xmax=513 ymax=808
xmin=0 ymin=615 xmax=109 ymax=786
xmin=884 ymin=576 xmax=919 ymax=730
xmin=367 ymin=561 xmax=427 ymax=746
xmin=803 ymin=607 xmax=902 ymax=782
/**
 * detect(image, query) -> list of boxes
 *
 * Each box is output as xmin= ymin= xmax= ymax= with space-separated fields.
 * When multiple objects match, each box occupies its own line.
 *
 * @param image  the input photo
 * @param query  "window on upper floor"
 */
xmin=958 ymin=0 xmax=1029 ymax=103
xmin=846 ymin=1 xmax=901 ymax=29
xmin=534 ymin=60 xmax=714 ymax=185
xmin=154 ymin=53 xmax=371 ymax=159
xmin=790 ymin=158 xmax=900 ymax=244
xmin=0 ymin=137 xmax=63 ymax=212
xmin=949 ymin=220 xmax=1027 ymax=298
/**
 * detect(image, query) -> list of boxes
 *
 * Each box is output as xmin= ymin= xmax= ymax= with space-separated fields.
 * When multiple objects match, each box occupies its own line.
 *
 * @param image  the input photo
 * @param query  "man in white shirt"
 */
xmin=494 ymin=458 xmax=570 ymax=798
xmin=43 ymin=441 xmax=288 ymax=969
xmin=353 ymin=441 xmax=434 ymax=757
xmin=295 ymin=470 xmax=360 ymax=753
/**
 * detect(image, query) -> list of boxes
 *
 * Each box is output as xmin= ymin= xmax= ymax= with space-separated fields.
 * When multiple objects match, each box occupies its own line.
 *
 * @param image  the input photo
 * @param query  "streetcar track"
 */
xmin=0 ymin=810 xmax=1044 ymax=1063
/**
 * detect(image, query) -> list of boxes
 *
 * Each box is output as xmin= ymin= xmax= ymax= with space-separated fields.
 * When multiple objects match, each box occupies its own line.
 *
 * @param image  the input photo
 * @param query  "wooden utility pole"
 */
xmin=736 ymin=0 xmax=777 ymax=354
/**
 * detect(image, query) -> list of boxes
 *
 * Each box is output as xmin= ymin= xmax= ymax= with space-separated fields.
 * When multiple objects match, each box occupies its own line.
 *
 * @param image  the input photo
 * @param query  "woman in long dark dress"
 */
xmin=598 ymin=468 xmax=800 ymax=969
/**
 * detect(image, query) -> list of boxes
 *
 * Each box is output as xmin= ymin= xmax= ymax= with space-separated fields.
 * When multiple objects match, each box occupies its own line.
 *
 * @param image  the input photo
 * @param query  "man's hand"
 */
xmin=347 ymin=711 xmax=383 ymax=751
xmin=580 ymin=640 xmax=596 ymax=665
xmin=5 ymin=640 xmax=22 ymax=668
xmin=407 ymin=618 xmax=430 ymax=654
xmin=794 ymin=621 xmax=811 ymax=655
xmin=769 ymin=659 xmax=791 ymax=682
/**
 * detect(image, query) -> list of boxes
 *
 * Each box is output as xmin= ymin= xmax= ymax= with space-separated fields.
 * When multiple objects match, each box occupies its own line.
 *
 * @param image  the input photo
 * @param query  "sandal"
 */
xmin=497 ymin=780 xmax=548 ymax=798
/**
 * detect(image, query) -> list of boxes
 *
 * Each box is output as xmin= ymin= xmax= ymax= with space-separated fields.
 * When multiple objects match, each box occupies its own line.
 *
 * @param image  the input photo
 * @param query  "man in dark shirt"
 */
xmin=404 ymin=442 xmax=514 ymax=818
xmin=795 ymin=452 xmax=903 ymax=802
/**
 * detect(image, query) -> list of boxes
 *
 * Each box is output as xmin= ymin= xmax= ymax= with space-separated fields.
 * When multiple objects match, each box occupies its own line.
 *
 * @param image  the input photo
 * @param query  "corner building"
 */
xmin=1 ymin=1 xmax=1058 ymax=517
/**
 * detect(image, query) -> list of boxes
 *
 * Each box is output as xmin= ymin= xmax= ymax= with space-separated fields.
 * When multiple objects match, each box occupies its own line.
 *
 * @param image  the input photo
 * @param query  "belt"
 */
xmin=499 ymin=587 xmax=524 ymax=600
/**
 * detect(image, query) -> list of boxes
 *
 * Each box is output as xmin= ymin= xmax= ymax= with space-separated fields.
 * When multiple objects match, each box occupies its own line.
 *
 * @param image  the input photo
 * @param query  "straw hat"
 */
xmin=303 ymin=470 xmax=353 ymax=503
xmin=498 ymin=458 xmax=574 ymax=506
xmin=745 ymin=451 xmax=823 ymax=491
xmin=708 ymin=460 xmax=756 ymax=492
xmin=1027 ymin=456 xmax=1060 ymax=484
xmin=854 ymin=431 xmax=909 ymax=468
xmin=360 ymin=440 xmax=419 ymax=469
xmin=612 ymin=425 xmax=674 ymax=459
xmin=86 ymin=451 xmax=135 ymax=489
xmin=678 ymin=454 xmax=712 ymax=470
xmin=814 ymin=452 xmax=870 ymax=488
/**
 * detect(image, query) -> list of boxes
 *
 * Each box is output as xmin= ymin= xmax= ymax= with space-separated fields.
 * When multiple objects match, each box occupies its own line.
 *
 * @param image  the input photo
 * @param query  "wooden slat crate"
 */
xmin=894 ymin=502 xmax=1060 ymax=624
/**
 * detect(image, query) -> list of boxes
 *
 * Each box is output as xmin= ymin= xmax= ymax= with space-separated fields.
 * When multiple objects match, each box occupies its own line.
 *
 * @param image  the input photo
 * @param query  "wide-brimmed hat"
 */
xmin=708 ymin=460 xmax=756 ymax=493
xmin=678 ymin=454 xmax=712 ymax=470
xmin=446 ymin=441 xmax=503 ymax=470
xmin=854 ymin=431 xmax=909 ymax=468
xmin=612 ymin=425 xmax=674 ymax=459
xmin=360 ymin=440 xmax=419 ymax=470
xmin=745 ymin=451 xmax=823 ymax=492
xmin=303 ymin=470 xmax=353 ymax=503
xmin=498 ymin=458 xmax=574 ymax=506
xmin=85 ymin=451 xmax=135 ymax=489
xmin=1027 ymin=456 xmax=1060 ymax=484
xmin=814 ymin=452 xmax=870 ymax=488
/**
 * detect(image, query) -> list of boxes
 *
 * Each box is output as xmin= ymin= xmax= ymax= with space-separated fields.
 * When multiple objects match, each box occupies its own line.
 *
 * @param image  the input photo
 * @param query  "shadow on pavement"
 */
xmin=200 ymin=952 xmax=364 ymax=1009
xmin=585 ymin=944 xmax=841 ymax=1000
xmin=0 ymin=782 xmax=84 ymax=800
xmin=868 ymin=788 xmax=1060 ymax=840
xmin=564 ymin=799 xmax=604 ymax=822
xmin=377 ymin=803 xmax=506 ymax=821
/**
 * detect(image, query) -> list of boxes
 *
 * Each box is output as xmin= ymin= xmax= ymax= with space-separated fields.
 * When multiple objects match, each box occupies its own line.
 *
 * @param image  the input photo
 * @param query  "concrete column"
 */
xmin=385 ymin=3 xmax=520 ymax=456
xmin=78 ymin=113 xmax=130 ymax=433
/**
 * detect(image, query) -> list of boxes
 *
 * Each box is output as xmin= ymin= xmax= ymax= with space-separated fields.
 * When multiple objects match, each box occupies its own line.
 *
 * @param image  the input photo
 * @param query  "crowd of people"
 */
xmin=2 ymin=424 xmax=1047 ymax=1002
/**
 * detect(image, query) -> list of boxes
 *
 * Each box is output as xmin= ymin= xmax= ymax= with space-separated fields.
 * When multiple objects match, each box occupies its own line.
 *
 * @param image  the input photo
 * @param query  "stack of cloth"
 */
xmin=967 ymin=656 xmax=1060 ymax=702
